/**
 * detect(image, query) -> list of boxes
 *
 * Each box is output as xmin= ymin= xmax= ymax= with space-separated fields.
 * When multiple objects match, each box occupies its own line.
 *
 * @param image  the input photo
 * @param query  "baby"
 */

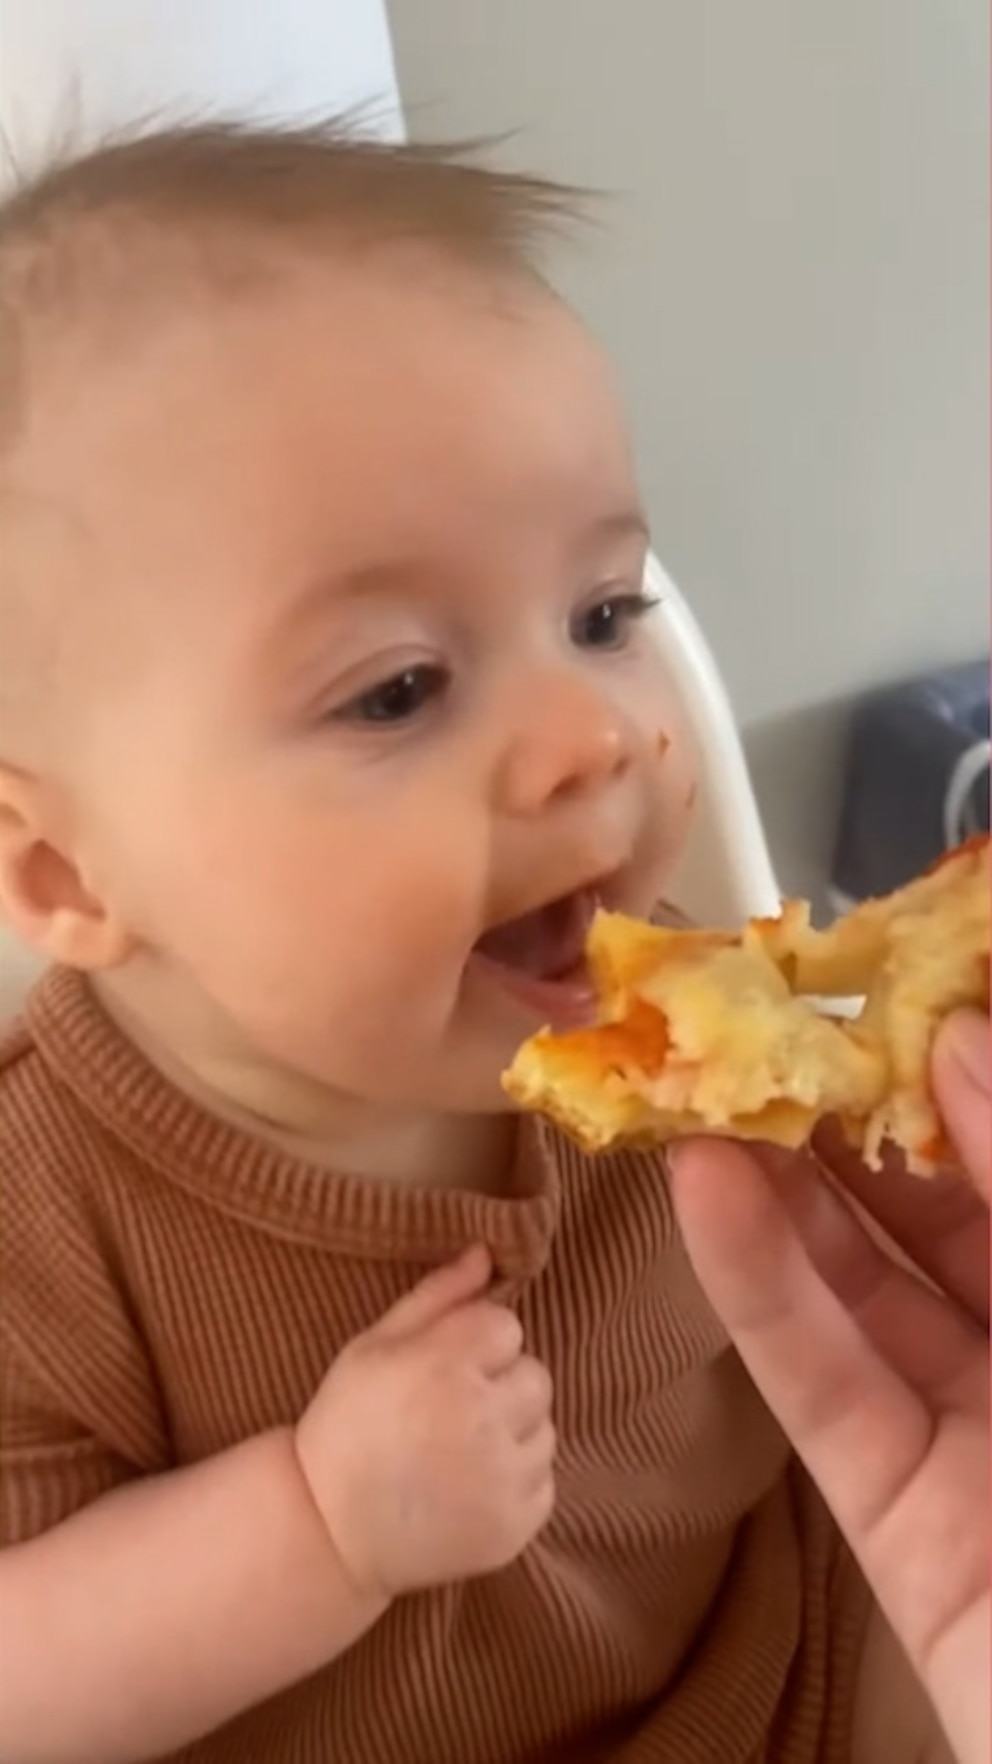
xmin=0 ymin=121 xmax=970 ymax=1763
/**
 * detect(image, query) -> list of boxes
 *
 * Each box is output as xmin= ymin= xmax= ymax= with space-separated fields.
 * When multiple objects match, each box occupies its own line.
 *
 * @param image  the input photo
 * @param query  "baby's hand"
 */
xmin=295 ymin=1246 xmax=555 ymax=1602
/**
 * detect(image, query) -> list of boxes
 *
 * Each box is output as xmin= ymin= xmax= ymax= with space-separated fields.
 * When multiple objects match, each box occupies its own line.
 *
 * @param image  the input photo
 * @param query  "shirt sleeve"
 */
xmin=0 ymin=1332 xmax=137 ymax=1545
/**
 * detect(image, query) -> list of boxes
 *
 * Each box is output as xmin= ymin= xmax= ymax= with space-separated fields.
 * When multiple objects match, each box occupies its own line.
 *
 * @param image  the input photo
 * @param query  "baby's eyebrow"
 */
xmin=275 ymin=554 xmax=437 ymax=635
xmin=253 ymin=557 xmax=431 ymax=690
xmin=260 ymin=504 xmax=650 ymax=670
xmin=275 ymin=511 xmax=649 ymax=652
xmin=583 ymin=509 xmax=651 ymax=547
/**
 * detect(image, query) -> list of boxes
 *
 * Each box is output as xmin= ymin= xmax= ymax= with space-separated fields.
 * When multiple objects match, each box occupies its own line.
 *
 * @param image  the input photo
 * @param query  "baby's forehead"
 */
xmin=1 ymin=261 xmax=634 ymax=753
xmin=21 ymin=237 xmax=605 ymax=447
xmin=17 ymin=252 xmax=627 ymax=577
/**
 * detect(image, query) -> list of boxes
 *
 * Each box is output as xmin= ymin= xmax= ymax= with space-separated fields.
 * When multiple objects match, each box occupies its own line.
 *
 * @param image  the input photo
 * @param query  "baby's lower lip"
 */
xmin=470 ymin=950 xmax=597 ymax=1027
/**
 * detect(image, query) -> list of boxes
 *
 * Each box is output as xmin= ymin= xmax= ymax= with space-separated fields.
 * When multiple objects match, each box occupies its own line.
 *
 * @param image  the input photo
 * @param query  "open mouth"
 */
xmin=470 ymin=886 xmax=605 ymax=1025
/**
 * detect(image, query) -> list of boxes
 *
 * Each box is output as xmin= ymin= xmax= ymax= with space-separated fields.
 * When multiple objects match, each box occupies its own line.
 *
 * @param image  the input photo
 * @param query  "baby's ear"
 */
xmin=0 ymin=764 xmax=133 ymax=970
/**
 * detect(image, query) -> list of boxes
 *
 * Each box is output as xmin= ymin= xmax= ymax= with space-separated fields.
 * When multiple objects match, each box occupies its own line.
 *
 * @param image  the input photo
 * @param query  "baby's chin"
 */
xmin=111 ymin=943 xmax=545 ymax=1125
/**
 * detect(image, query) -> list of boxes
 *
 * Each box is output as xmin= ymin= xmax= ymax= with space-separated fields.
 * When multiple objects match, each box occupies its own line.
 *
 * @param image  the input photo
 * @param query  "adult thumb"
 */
xmin=373 ymin=1244 xmax=492 ymax=1342
xmin=931 ymin=1010 xmax=991 ymax=1200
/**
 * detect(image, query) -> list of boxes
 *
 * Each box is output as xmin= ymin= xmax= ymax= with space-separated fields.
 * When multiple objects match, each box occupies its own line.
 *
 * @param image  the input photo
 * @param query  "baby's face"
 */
xmin=35 ymin=260 xmax=695 ymax=1113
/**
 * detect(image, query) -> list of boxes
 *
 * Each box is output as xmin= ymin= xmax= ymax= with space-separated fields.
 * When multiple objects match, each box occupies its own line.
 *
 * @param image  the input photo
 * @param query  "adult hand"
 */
xmin=670 ymin=1011 xmax=990 ymax=1764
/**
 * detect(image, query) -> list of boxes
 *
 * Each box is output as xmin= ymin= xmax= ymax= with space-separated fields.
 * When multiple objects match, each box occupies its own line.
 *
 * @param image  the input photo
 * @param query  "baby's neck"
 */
xmin=90 ymin=968 xmax=516 ymax=1195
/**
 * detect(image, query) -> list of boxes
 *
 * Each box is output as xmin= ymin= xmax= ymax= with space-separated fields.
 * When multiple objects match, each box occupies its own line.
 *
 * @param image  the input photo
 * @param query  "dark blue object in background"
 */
xmin=831 ymin=660 xmax=989 ymax=906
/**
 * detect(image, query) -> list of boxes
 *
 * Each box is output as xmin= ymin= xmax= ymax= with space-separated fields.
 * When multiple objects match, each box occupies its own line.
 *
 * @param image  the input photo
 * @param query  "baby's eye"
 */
xmin=570 ymin=590 xmax=657 ymax=652
xmin=336 ymin=664 xmax=450 ymax=726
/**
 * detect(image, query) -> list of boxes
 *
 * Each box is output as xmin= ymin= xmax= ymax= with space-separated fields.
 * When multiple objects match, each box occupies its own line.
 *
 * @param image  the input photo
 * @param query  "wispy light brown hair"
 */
xmin=0 ymin=116 xmax=583 ymax=449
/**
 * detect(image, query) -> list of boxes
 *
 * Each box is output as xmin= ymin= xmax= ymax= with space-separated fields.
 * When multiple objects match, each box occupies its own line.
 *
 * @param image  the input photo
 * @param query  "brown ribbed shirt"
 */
xmin=1 ymin=969 xmax=869 ymax=1762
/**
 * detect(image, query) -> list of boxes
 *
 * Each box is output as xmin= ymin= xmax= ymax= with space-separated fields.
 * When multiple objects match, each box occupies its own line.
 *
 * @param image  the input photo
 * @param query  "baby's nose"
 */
xmin=496 ymin=673 xmax=635 ymax=817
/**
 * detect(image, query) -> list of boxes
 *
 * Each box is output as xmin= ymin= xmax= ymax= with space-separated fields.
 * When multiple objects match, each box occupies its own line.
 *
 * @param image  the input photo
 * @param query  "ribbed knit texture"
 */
xmin=1 ymin=969 xmax=869 ymax=1762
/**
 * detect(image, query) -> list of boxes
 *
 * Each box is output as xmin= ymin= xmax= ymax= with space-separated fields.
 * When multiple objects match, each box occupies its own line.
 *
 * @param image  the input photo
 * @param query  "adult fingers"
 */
xmin=814 ymin=1123 xmax=988 ymax=1330
xmin=932 ymin=1011 xmax=991 ymax=1203
xmin=669 ymin=1139 xmax=938 ymax=1538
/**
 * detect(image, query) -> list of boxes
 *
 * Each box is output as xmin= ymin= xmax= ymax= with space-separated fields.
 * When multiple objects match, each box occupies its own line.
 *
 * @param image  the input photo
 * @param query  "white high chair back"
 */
xmin=0 ymin=558 xmax=778 ymax=1024
xmin=646 ymin=555 xmax=780 ymax=926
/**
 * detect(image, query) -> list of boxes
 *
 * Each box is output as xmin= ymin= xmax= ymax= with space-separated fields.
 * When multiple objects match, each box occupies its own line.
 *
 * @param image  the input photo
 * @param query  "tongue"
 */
xmin=476 ymin=893 xmax=592 ymax=980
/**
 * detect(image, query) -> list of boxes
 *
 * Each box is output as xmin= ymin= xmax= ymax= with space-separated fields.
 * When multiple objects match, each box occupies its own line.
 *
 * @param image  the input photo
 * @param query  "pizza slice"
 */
xmin=503 ymin=835 xmax=990 ymax=1176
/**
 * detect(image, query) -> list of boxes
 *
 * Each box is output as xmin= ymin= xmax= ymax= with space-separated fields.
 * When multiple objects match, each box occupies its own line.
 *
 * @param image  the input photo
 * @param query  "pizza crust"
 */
xmin=503 ymin=836 xmax=990 ymax=1175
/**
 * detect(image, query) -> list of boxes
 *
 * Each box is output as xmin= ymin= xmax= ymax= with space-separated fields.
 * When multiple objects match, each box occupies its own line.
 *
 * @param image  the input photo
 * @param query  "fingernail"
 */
xmin=664 ymin=1146 xmax=684 ymax=1180
xmin=942 ymin=1011 xmax=991 ymax=1095
xmin=664 ymin=1139 xmax=705 ymax=1179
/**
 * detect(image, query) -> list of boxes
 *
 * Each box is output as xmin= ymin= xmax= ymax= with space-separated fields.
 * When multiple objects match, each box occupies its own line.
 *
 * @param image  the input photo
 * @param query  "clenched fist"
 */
xmin=295 ymin=1245 xmax=556 ymax=1603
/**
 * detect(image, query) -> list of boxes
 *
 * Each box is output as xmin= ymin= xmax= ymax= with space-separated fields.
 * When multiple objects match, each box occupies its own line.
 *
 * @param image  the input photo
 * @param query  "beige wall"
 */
xmin=388 ymin=0 xmax=988 ymax=901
